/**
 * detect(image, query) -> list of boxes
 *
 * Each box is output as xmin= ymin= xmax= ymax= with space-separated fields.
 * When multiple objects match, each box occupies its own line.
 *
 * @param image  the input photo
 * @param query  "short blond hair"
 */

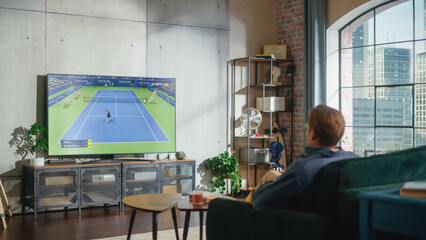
xmin=308 ymin=105 xmax=345 ymax=147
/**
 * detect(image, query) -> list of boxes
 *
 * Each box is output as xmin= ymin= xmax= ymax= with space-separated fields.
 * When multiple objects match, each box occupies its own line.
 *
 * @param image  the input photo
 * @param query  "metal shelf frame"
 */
xmin=228 ymin=57 xmax=294 ymax=192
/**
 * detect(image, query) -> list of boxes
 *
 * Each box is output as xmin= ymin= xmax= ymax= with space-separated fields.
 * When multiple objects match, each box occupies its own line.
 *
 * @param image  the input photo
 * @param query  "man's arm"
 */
xmin=252 ymin=162 xmax=306 ymax=209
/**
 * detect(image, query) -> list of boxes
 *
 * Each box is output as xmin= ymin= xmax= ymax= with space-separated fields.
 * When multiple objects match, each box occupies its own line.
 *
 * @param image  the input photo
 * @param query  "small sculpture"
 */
xmin=269 ymin=141 xmax=285 ymax=171
xmin=265 ymin=66 xmax=281 ymax=84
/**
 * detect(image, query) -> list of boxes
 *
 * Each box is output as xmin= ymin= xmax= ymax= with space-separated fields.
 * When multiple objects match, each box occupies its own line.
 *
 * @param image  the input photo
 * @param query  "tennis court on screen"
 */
xmin=60 ymin=90 xmax=169 ymax=143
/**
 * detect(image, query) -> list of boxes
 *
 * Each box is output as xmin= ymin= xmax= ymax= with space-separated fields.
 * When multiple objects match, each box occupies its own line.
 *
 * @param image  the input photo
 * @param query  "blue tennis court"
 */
xmin=60 ymin=90 xmax=169 ymax=143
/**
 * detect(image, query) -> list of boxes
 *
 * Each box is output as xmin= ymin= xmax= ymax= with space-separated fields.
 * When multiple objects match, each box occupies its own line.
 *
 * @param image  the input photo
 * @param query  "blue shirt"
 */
xmin=252 ymin=147 xmax=359 ymax=209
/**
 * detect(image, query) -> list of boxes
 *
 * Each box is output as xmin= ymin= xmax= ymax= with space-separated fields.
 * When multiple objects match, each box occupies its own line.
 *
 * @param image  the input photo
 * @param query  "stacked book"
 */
xmin=399 ymin=181 xmax=426 ymax=199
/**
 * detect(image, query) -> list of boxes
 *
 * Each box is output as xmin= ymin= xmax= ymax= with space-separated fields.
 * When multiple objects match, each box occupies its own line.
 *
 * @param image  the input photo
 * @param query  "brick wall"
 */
xmin=276 ymin=0 xmax=304 ymax=163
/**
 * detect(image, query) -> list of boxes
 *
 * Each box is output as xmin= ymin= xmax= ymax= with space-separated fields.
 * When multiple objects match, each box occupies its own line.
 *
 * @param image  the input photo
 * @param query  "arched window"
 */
xmin=338 ymin=0 xmax=426 ymax=156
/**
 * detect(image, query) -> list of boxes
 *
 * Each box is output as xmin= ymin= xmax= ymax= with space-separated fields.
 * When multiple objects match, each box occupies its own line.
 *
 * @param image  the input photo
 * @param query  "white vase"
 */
xmin=31 ymin=157 xmax=45 ymax=166
xmin=224 ymin=178 xmax=231 ymax=195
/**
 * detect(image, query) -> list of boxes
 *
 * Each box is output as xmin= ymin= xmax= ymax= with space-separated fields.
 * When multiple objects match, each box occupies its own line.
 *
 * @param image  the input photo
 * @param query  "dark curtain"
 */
xmin=303 ymin=0 xmax=327 ymax=123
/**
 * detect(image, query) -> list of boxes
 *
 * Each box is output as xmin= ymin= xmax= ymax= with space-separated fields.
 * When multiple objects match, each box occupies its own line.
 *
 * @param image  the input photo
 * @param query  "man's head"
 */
xmin=306 ymin=105 xmax=345 ymax=148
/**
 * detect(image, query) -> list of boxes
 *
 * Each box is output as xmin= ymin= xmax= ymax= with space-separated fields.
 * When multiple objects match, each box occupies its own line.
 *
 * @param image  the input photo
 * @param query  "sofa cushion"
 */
xmin=207 ymin=198 xmax=338 ymax=240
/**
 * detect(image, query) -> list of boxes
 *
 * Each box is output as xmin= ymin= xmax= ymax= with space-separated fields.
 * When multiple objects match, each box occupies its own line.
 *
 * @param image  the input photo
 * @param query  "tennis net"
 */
xmin=84 ymin=96 xmax=143 ymax=103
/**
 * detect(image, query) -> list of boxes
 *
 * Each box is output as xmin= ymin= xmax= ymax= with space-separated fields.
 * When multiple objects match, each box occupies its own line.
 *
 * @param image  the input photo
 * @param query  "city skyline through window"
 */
xmin=339 ymin=0 xmax=426 ymax=156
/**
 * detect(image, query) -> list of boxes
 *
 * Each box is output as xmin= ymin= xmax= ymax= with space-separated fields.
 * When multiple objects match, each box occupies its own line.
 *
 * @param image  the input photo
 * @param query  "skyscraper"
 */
xmin=351 ymin=47 xmax=412 ymax=154
xmin=415 ymin=51 xmax=426 ymax=145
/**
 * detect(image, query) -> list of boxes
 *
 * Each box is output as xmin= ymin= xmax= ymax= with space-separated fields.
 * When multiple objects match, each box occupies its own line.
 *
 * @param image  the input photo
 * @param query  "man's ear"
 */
xmin=307 ymin=128 xmax=319 ymax=146
xmin=310 ymin=128 xmax=317 ymax=140
xmin=307 ymin=127 xmax=316 ymax=140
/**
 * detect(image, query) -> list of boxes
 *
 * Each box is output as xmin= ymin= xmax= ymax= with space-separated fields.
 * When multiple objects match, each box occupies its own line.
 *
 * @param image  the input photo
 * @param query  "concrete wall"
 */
xmin=0 ymin=0 xmax=230 ymax=211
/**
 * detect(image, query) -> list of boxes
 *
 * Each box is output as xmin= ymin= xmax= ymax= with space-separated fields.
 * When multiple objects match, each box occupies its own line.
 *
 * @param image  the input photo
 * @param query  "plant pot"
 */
xmin=30 ymin=157 xmax=45 ymax=166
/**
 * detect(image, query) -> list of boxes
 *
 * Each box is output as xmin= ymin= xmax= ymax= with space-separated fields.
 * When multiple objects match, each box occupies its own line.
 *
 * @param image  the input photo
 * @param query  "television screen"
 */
xmin=47 ymin=74 xmax=176 ymax=157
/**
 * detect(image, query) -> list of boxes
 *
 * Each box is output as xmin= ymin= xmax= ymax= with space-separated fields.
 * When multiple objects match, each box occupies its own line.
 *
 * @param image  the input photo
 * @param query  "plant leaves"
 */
xmin=204 ymin=151 xmax=242 ymax=195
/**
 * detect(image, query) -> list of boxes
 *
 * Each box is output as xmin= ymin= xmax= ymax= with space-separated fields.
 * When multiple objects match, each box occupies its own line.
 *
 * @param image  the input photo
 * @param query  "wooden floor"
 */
xmin=0 ymin=206 xmax=203 ymax=240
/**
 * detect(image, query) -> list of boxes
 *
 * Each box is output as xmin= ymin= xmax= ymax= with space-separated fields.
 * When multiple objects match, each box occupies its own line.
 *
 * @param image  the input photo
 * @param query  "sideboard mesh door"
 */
xmin=37 ymin=169 xmax=78 ymax=209
xmin=81 ymin=165 xmax=121 ymax=206
xmin=161 ymin=162 xmax=195 ymax=195
xmin=123 ymin=163 xmax=160 ymax=196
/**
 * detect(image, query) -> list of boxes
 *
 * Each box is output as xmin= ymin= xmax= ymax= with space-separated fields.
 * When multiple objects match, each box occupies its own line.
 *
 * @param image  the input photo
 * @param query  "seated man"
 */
xmin=247 ymin=104 xmax=359 ymax=209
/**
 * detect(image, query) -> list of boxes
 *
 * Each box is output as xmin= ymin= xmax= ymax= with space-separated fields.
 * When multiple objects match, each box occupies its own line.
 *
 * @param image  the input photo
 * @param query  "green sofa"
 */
xmin=206 ymin=146 xmax=426 ymax=240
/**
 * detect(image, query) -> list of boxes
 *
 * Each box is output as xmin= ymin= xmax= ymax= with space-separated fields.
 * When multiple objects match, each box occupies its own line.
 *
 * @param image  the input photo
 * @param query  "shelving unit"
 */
xmin=22 ymin=160 xmax=195 ymax=219
xmin=229 ymin=57 xmax=294 ymax=191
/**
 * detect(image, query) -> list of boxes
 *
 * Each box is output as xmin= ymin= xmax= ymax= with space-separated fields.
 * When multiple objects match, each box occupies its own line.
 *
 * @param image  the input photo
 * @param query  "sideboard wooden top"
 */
xmin=24 ymin=159 xmax=195 ymax=169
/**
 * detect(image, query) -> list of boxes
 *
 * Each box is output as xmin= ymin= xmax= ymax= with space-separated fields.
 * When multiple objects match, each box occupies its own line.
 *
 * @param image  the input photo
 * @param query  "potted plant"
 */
xmin=24 ymin=122 xmax=48 ymax=166
xmin=205 ymin=151 xmax=242 ymax=195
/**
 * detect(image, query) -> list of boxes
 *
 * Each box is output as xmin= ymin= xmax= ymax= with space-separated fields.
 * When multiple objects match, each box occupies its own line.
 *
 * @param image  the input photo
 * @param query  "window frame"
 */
xmin=338 ymin=0 xmax=426 ymax=155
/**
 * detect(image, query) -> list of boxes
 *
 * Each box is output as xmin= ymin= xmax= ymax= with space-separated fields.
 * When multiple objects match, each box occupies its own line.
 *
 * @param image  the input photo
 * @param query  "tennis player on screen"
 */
xmin=106 ymin=109 xmax=111 ymax=123
xmin=64 ymin=98 xmax=72 ymax=107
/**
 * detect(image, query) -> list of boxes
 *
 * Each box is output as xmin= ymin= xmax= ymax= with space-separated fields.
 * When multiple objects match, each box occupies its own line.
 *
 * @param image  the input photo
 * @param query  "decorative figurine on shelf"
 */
xmin=265 ymin=65 xmax=281 ymax=85
xmin=265 ymin=122 xmax=287 ymax=170
xmin=272 ymin=66 xmax=281 ymax=84
xmin=269 ymin=141 xmax=285 ymax=171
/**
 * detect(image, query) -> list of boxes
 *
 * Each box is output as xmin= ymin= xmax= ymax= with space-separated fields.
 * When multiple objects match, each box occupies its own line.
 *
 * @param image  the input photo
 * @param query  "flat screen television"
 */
xmin=47 ymin=74 xmax=176 ymax=157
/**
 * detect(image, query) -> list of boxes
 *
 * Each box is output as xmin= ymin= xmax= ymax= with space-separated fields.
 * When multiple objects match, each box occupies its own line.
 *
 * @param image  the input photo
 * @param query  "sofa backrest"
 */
xmin=295 ymin=145 xmax=426 ymax=219
xmin=282 ymin=146 xmax=426 ymax=240
xmin=336 ymin=145 xmax=426 ymax=238
xmin=337 ymin=145 xmax=426 ymax=190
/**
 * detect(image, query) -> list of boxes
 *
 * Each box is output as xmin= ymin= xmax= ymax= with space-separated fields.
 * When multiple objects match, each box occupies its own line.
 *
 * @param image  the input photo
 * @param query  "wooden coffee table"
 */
xmin=177 ymin=196 xmax=209 ymax=240
xmin=122 ymin=193 xmax=182 ymax=240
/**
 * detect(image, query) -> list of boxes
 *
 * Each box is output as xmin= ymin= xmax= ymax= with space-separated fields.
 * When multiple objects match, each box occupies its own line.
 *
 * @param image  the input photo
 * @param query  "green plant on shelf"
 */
xmin=205 ymin=151 xmax=242 ymax=195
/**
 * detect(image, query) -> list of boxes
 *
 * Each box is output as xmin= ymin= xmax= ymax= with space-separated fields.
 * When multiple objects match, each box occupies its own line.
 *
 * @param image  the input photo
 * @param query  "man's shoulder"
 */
xmin=302 ymin=147 xmax=358 ymax=157
xmin=334 ymin=148 xmax=360 ymax=160
xmin=291 ymin=148 xmax=359 ymax=182
xmin=298 ymin=147 xmax=359 ymax=166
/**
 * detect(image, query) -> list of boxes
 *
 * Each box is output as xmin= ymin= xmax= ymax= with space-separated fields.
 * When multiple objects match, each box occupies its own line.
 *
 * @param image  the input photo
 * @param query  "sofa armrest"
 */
xmin=337 ymin=182 xmax=406 ymax=239
xmin=206 ymin=198 xmax=338 ymax=240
